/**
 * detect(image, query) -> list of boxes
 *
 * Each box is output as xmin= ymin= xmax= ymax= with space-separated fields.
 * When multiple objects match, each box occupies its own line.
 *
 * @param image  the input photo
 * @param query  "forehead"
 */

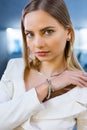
xmin=24 ymin=10 xmax=63 ymax=30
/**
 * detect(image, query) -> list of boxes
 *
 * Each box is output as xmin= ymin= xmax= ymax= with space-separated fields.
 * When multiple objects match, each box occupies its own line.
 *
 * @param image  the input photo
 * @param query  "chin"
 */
xmin=36 ymin=55 xmax=55 ymax=62
xmin=37 ymin=57 xmax=52 ymax=62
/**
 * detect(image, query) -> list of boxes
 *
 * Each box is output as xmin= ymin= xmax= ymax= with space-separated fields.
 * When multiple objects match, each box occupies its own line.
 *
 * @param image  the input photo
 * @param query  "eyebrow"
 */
xmin=40 ymin=26 xmax=55 ymax=32
xmin=25 ymin=26 xmax=55 ymax=33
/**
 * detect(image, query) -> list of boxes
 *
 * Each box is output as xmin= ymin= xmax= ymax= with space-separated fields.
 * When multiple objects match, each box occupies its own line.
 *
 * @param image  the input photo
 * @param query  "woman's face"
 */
xmin=24 ymin=10 xmax=70 ymax=63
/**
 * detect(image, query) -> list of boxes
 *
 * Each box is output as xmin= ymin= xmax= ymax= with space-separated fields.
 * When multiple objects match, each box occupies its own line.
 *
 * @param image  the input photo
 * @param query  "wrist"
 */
xmin=35 ymin=81 xmax=48 ymax=102
xmin=45 ymin=79 xmax=55 ymax=100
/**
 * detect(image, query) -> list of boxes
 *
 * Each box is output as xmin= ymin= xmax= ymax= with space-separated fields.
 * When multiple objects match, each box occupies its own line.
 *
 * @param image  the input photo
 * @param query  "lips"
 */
xmin=35 ymin=51 xmax=50 ymax=56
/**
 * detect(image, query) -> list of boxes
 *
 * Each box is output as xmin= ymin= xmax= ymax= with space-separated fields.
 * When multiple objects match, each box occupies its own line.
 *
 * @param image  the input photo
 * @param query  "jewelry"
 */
xmin=46 ymin=79 xmax=55 ymax=100
xmin=50 ymin=68 xmax=66 ymax=77
xmin=38 ymin=68 xmax=66 ymax=100
xmin=38 ymin=67 xmax=67 ymax=79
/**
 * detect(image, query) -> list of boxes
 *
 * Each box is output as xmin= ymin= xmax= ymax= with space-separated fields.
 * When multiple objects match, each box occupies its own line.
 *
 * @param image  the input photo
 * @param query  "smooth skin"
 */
xmin=24 ymin=10 xmax=87 ymax=102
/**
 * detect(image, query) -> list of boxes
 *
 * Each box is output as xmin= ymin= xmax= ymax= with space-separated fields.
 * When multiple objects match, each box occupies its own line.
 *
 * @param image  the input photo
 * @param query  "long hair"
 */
xmin=21 ymin=0 xmax=82 ymax=80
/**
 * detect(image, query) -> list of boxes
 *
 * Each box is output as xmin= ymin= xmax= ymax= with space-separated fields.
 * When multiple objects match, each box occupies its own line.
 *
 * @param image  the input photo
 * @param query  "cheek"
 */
xmin=26 ymin=42 xmax=34 ymax=53
xmin=52 ymin=38 xmax=66 ymax=53
xmin=26 ymin=39 xmax=32 ymax=49
xmin=26 ymin=38 xmax=29 ymax=47
xmin=28 ymin=45 xmax=33 ymax=51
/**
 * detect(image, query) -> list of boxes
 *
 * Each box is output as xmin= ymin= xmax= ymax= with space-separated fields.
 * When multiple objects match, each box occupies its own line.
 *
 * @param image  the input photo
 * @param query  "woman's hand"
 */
xmin=51 ymin=70 xmax=87 ymax=91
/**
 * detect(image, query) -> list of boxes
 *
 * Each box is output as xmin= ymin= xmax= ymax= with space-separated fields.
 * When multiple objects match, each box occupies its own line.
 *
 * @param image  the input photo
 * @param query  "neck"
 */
xmin=40 ymin=56 xmax=66 ymax=77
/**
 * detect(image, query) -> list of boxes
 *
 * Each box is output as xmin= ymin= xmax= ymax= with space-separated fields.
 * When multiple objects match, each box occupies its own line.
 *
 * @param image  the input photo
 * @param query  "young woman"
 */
xmin=0 ymin=0 xmax=87 ymax=130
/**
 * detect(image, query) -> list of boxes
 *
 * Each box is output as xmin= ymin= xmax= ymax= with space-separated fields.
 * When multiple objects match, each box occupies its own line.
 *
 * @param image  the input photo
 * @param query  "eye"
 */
xmin=26 ymin=32 xmax=34 ymax=39
xmin=45 ymin=30 xmax=54 ymax=35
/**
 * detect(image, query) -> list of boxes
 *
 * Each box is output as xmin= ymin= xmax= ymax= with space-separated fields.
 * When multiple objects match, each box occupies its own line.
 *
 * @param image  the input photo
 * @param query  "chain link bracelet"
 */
xmin=46 ymin=79 xmax=55 ymax=100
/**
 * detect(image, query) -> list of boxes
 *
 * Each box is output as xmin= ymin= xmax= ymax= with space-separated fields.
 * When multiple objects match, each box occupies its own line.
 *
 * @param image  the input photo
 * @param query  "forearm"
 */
xmin=35 ymin=81 xmax=48 ymax=102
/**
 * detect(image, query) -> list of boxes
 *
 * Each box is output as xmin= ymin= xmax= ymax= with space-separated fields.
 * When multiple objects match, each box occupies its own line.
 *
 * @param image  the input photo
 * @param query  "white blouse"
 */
xmin=0 ymin=58 xmax=87 ymax=130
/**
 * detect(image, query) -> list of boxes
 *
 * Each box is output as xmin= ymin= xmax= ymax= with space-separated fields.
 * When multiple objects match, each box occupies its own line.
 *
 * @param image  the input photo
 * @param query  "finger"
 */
xmin=68 ymin=71 xmax=87 ymax=81
xmin=79 ymin=80 xmax=87 ymax=88
xmin=80 ymin=76 xmax=87 ymax=82
xmin=82 ymin=72 xmax=87 ymax=77
xmin=72 ymin=77 xmax=87 ymax=87
xmin=69 ymin=76 xmax=85 ymax=86
xmin=67 ymin=70 xmax=87 ymax=76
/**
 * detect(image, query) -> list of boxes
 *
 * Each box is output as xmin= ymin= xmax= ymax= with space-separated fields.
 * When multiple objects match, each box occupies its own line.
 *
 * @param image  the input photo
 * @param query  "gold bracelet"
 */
xmin=46 ymin=79 xmax=55 ymax=100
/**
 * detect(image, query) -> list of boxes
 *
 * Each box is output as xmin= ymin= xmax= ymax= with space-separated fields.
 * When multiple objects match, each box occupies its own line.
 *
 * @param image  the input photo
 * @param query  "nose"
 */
xmin=34 ymin=36 xmax=45 ymax=48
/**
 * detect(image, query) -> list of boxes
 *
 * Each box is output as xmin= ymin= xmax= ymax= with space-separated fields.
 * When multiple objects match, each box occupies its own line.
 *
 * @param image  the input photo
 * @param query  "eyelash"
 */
xmin=25 ymin=29 xmax=54 ymax=39
xmin=44 ymin=30 xmax=54 ymax=35
xmin=26 ymin=32 xmax=34 ymax=39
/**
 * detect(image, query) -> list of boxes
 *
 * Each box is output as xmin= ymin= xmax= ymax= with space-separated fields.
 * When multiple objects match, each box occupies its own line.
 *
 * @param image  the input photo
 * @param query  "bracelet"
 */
xmin=46 ymin=79 xmax=55 ymax=100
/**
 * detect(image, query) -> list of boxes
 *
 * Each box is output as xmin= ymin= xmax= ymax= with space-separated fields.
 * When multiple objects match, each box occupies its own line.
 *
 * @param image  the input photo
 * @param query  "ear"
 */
xmin=66 ymin=30 xmax=71 ymax=41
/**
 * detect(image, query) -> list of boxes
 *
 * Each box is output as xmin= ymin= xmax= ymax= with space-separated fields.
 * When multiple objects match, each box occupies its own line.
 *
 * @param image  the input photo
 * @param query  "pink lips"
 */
xmin=35 ymin=51 xmax=50 ymax=56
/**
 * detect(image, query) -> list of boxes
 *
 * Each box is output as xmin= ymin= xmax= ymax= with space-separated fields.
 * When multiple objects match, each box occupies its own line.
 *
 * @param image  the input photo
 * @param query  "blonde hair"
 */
xmin=21 ymin=0 xmax=82 ymax=80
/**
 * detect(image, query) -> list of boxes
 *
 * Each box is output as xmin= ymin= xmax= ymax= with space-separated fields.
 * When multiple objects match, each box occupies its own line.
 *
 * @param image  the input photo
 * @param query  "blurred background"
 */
xmin=0 ymin=0 xmax=87 ymax=79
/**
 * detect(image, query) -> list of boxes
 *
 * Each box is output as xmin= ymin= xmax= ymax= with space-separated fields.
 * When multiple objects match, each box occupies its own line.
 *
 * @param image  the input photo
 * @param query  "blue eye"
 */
xmin=26 ymin=32 xmax=34 ymax=39
xmin=45 ymin=30 xmax=54 ymax=35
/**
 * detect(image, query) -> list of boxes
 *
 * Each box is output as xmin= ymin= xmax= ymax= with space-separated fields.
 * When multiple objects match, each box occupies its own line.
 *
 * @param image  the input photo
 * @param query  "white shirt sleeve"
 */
xmin=77 ymin=110 xmax=87 ymax=130
xmin=76 ymin=87 xmax=87 ymax=130
xmin=0 ymin=59 xmax=44 ymax=130
xmin=0 ymin=87 xmax=43 ymax=130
